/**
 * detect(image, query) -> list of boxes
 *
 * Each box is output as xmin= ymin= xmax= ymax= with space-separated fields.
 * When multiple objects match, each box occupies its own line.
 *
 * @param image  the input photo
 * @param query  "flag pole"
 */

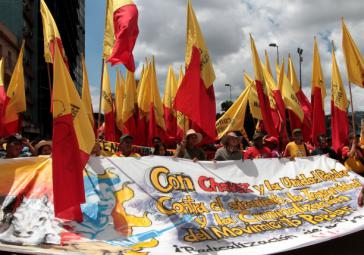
xmin=348 ymin=81 xmax=356 ymax=137
xmin=97 ymin=60 xmax=105 ymax=135
xmin=46 ymin=63 xmax=52 ymax=98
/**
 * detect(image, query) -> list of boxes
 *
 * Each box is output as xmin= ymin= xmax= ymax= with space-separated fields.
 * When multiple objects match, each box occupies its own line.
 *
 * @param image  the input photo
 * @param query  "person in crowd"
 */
xmin=263 ymin=135 xmax=280 ymax=158
xmin=152 ymin=136 xmax=162 ymax=147
xmin=113 ymin=134 xmax=140 ymax=158
xmin=341 ymin=133 xmax=364 ymax=174
xmin=311 ymin=135 xmax=338 ymax=160
xmin=0 ymin=134 xmax=35 ymax=159
xmin=175 ymin=129 xmax=206 ymax=161
xmin=284 ymin=129 xmax=310 ymax=158
xmin=244 ymin=132 xmax=272 ymax=159
xmin=358 ymin=185 xmax=364 ymax=207
xmin=214 ymin=132 xmax=242 ymax=161
xmin=91 ymin=141 xmax=101 ymax=157
xmin=153 ymin=143 xmax=173 ymax=156
xmin=34 ymin=140 xmax=52 ymax=156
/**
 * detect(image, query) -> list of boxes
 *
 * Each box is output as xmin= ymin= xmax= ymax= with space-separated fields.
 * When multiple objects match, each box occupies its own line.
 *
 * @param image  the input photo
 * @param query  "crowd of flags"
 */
xmin=0 ymin=0 xmax=362 ymax=222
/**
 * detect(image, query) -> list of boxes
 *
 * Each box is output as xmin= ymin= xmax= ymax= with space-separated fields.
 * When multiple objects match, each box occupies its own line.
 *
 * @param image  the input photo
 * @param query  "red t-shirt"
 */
xmin=244 ymin=146 xmax=272 ymax=159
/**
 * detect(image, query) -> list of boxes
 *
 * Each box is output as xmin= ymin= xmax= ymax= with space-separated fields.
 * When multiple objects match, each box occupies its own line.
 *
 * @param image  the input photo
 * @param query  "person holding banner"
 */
xmin=284 ymin=128 xmax=310 ymax=159
xmin=175 ymin=129 xmax=206 ymax=161
xmin=214 ymin=132 xmax=242 ymax=161
xmin=342 ymin=133 xmax=364 ymax=174
xmin=113 ymin=134 xmax=140 ymax=158
xmin=311 ymin=135 xmax=338 ymax=160
xmin=34 ymin=140 xmax=52 ymax=156
xmin=244 ymin=132 xmax=272 ymax=159
xmin=0 ymin=134 xmax=35 ymax=159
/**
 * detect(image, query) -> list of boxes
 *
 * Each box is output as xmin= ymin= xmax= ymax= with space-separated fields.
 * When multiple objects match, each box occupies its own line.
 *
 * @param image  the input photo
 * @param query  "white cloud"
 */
xmin=120 ymin=0 xmax=364 ymax=113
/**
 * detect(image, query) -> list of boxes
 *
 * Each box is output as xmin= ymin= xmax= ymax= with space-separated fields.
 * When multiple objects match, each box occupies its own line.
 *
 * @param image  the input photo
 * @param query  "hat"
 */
xmin=252 ymin=132 xmax=265 ymax=141
xmin=120 ymin=134 xmax=134 ymax=143
xmin=264 ymin=136 xmax=279 ymax=145
xmin=292 ymin=128 xmax=302 ymax=135
xmin=35 ymin=140 xmax=52 ymax=152
xmin=185 ymin=129 xmax=202 ymax=144
xmin=7 ymin=134 xmax=23 ymax=145
xmin=222 ymin=132 xmax=242 ymax=144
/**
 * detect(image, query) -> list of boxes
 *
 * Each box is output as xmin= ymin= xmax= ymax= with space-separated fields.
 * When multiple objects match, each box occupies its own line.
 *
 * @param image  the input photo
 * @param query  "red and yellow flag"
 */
xmin=163 ymin=65 xmax=178 ymax=138
xmin=115 ymin=70 xmax=125 ymax=132
xmin=52 ymin=43 xmax=95 ymax=221
xmin=250 ymin=34 xmax=278 ymax=137
xmin=331 ymin=42 xmax=349 ymax=152
xmin=176 ymin=67 xmax=189 ymax=140
xmin=103 ymin=0 xmax=139 ymax=72
xmin=311 ymin=37 xmax=326 ymax=144
xmin=40 ymin=0 xmax=67 ymax=64
xmin=244 ymin=72 xmax=262 ymax=120
xmin=101 ymin=62 xmax=116 ymax=141
xmin=174 ymin=0 xmax=216 ymax=141
xmin=3 ymin=42 xmax=26 ymax=136
xmin=122 ymin=70 xmax=138 ymax=138
xmin=342 ymin=18 xmax=364 ymax=87
xmin=81 ymin=56 xmax=94 ymax=129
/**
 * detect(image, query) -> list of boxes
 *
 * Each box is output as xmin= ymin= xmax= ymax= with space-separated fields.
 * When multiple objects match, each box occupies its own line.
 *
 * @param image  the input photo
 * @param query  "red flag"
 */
xmin=106 ymin=1 xmax=139 ymax=72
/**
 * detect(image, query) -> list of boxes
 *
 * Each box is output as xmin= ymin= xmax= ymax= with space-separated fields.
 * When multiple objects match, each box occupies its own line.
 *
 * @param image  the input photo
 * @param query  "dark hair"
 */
xmin=153 ymin=143 xmax=171 ymax=156
xmin=317 ymin=134 xmax=326 ymax=143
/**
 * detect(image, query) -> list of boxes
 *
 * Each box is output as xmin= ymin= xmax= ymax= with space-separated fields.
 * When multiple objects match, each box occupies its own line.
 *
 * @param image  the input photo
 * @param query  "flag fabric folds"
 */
xmin=342 ymin=18 xmax=364 ymax=88
xmin=243 ymin=72 xmax=262 ymax=120
xmin=2 ymin=42 xmax=26 ymax=136
xmin=331 ymin=43 xmax=349 ymax=152
xmin=104 ymin=0 xmax=139 ymax=72
xmin=163 ymin=66 xmax=178 ymax=139
xmin=311 ymin=37 xmax=326 ymax=144
xmin=101 ymin=63 xmax=117 ymax=141
xmin=176 ymin=67 xmax=189 ymax=140
xmin=0 ymin=59 xmax=6 ymax=136
xmin=52 ymin=43 xmax=95 ymax=221
xmin=122 ymin=70 xmax=138 ymax=139
xmin=40 ymin=0 xmax=67 ymax=64
xmin=174 ymin=0 xmax=217 ymax=141
xmin=115 ymin=70 xmax=125 ymax=132
xmin=81 ymin=56 xmax=95 ymax=129
xmin=249 ymin=34 xmax=278 ymax=137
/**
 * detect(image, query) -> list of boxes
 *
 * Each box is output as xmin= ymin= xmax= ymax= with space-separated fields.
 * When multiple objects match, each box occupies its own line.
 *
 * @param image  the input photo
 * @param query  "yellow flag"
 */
xmin=287 ymin=54 xmax=301 ymax=93
xmin=4 ymin=41 xmax=26 ymax=124
xmin=186 ymin=0 xmax=215 ymax=88
xmin=81 ymin=56 xmax=94 ymax=128
xmin=150 ymin=58 xmax=166 ymax=130
xmin=264 ymin=50 xmax=273 ymax=77
xmin=312 ymin=37 xmax=326 ymax=102
xmin=176 ymin=66 xmax=189 ymax=134
xmin=0 ymin=58 xmax=4 ymax=86
xmin=40 ymin=0 xmax=62 ymax=63
xmin=53 ymin=43 xmax=95 ymax=153
xmin=243 ymin=72 xmax=262 ymax=120
xmin=278 ymin=60 xmax=304 ymax=121
xmin=216 ymin=84 xmax=251 ymax=139
xmin=115 ymin=70 xmax=125 ymax=131
xmin=342 ymin=18 xmax=364 ymax=87
xmin=101 ymin=62 xmax=113 ymax=114
xmin=331 ymin=42 xmax=348 ymax=111
xmin=103 ymin=0 xmax=114 ymax=59
xmin=122 ymin=70 xmax=137 ymax=123
xmin=137 ymin=61 xmax=152 ymax=114
xmin=250 ymin=34 xmax=264 ymax=82
xmin=163 ymin=65 xmax=178 ymax=111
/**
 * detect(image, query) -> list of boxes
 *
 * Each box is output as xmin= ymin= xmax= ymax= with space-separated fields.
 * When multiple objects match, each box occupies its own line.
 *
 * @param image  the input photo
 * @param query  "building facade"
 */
xmin=0 ymin=0 xmax=85 ymax=139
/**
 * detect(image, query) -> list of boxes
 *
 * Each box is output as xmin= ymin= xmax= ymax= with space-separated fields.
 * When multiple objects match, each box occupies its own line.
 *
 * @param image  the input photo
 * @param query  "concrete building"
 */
xmin=0 ymin=0 xmax=85 ymax=139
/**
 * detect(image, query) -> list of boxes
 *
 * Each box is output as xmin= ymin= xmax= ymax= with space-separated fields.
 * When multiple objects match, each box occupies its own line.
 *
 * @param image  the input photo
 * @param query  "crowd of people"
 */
xmin=2 ymin=127 xmax=364 ymax=205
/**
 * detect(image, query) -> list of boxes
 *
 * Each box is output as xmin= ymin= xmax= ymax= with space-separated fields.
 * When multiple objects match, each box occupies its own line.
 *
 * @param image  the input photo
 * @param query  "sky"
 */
xmin=85 ymin=0 xmax=364 ymax=114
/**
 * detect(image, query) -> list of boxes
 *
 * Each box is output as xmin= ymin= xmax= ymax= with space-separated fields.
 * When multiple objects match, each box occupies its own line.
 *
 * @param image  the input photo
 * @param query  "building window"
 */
xmin=7 ymin=51 xmax=12 ymax=68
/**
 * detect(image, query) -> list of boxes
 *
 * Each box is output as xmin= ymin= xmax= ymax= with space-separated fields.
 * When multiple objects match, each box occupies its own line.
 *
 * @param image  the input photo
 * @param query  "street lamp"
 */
xmin=269 ymin=43 xmax=279 ymax=65
xmin=297 ymin=48 xmax=303 ymax=88
xmin=225 ymin=84 xmax=232 ymax=101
